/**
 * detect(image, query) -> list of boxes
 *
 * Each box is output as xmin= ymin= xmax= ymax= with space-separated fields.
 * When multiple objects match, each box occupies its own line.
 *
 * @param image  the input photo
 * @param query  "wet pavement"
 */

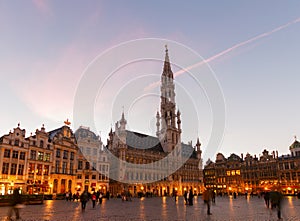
xmin=0 ymin=196 xmax=299 ymax=221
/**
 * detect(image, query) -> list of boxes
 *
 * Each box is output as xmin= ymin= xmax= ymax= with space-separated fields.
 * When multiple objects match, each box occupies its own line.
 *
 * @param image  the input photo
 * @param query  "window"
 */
xmin=32 ymin=140 xmax=36 ymax=146
xmin=85 ymin=162 xmax=90 ymax=170
xmin=86 ymin=148 xmax=91 ymax=155
xmin=37 ymin=164 xmax=42 ymax=175
xmin=226 ymin=171 xmax=231 ymax=176
xmin=70 ymin=152 xmax=74 ymax=160
xmin=44 ymin=153 xmax=50 ymax=162
xmin=4 ymin=149 xmax=10 ymax=158
xmin=39 ymin=140 xmax=44 ymax=148
xmin=55 ymin=160 xmax=60 ymax=173
xmin=19 ymin=152 xmax=25 ymax=160
xmin=93 ymin=148 xmax=97 ymax=156
xmin=92 ymin=175 xmax=96 ymax=180
xmin=10 ymin=163 xmax=17 ymax=175
xmin=14 ymin=140 xmax=19 ymax=146
xmin=18 ymin=164 xmax=24 ymax=175
xmin=62 ymin=162 xmax=67 ymax=174
xmin=85 ymin=175 xmax=89 ymax=179
xmin=30 ymin=150 xmax=36 ymax=160
xmin=2 ymin=163 xmax=9 ymax=174
xmin=78 ymin=161 xmax=83 ymax=170
xmin=92 ymin=162 xmax=96 ymax=171
xmin=70 ymin=163 xmax=73 ymax=175
xmin=56 ymin=149 xmax=61 ymax=158
xmin=63 ymin=150 xmax=68 ymax=159
xmin=44 ymin=165 xmax=49 ymax=175
xmin=12 ymin=151 xmax=18 ymax=159
xmin=38 ymin=152 xmax=44 ymax=161
xmin=77 ymin=174 xmax=82 ymax=179
xmin=28 ymin=163 xmax=35 ymax=174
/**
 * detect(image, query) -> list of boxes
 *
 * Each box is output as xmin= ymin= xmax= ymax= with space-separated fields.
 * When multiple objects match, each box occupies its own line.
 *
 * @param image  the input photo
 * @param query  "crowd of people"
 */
xmin=4 ymin=186 xmax=289 ymax=219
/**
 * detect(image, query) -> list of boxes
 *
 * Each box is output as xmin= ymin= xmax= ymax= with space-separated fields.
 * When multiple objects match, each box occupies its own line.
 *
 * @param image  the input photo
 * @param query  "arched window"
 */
xmin=40 ymin=140 xmax=44 ymax=148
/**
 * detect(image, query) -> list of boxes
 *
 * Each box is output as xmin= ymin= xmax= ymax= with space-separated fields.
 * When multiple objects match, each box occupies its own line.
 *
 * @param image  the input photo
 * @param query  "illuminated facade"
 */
xmin=204 ymin=144 xmax=300 ymax=195
xmin=75 ymin=126 xmax=109 ymax=193
xmin=0 ymin=124 xmax=29 ymax=195
xmin=0 ymin=123 xmax=79 ymax=195
xmin=107 ymin=47 xmax=203 ymax=197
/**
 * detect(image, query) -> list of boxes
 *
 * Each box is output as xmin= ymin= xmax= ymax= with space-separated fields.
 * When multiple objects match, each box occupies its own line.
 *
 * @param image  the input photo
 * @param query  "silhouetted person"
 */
xmin=188 ymin=188 xmax=194 ymax=205
xmin=183 ymin=191 xmax=188 ymax=205
xmin=80 ymin=190 xmax=89 ymax=211
xmin=270 ymin=191 xmax=283 ymax=219
xmin=7 ymin=187 xmax=22 ymax=220
xmin=264 ymin=192 xmax=270 ymax=208
xmin=91 ymin=192 xmax=97 ymax=208
xmin=203 ymin=188 xmax=212 ymax=215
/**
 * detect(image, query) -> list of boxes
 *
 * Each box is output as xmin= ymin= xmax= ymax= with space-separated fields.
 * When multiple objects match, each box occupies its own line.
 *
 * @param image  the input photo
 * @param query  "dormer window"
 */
xmin=40 ymin=140 xmax=44 ymax=148
xmin=14 ymin=140 xmax=19 ymax=146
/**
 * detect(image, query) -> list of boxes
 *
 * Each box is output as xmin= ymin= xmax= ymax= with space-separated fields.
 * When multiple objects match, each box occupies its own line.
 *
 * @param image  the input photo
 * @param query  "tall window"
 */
xmin=70 ymin=162 xmax=73 ymax=175
xmin=85 ymin=162 xmax=90 ymax=170
xmin=37 ymin=164 xmax=43 ymax=175
xmin=18 ymin=164 xmax=24 ymax=175
xmin=12 ymin=151 xmax=18 ymax=159
xmin=70 ymin=152 xmax=74 ymax=160
xmin=30 ymin=150 xmax=36 ymax=160
xmin=56 ymin=149 xmax=61 ymax=158
xmin=28 ymin=163 xmax=35 ymax=174
xmin=55 ymin=160 xmax=60 ymax=173
xmin=4 ymin=149 xmax=10 ymax=158
xmin=10 ymin=163 xmax=17 ymax=175
xmin=44 ymin=153 xmax=50 ymax=162
xmin=63 ymin=150 xmax=68 ymax=159
xmin=92 ymin=162 xmax=96 ymax=171
xmin=62 ymin=162 xmax=67 ymax=174
xmin=19 ymin=152 xmax=25 ymax=160
xmin=78 ymin=161 xmax=83 ymax=170
xmin=14 ymin=140 xmax=19 ymax=146
xmin=2 ymin=163 xmax=9 ymax=174
xmin=39 ymin=140 xmax=44 ymax=148
xmin=44 ymin=165 xmax=49 ymax=175
xmin=38 ymin=152 xmax=44 ymax=161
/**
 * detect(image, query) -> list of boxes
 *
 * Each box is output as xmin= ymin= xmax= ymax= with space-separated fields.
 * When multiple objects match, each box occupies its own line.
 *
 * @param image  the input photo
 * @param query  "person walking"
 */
xmin=270 ymin=191 xmax=283 ymax=219
xmin=183 ymin=191 xmax=188 ymax=205
xmin=7 ymin=187 xmax=23 ymax=220
xmin=188 ymin=188 xmax=194 ymax=206
xmin=91 ymin=192 xmax=97 ymax=208
xmin=203 ymin=188 xmax=212 ymax=215
xmin=264 ymin=191 xmax=270 ymax=208
xmin=98 ymin=192 xmax=103 ymax=204
xmin=80 ymin=190 xmax=89 ymax=211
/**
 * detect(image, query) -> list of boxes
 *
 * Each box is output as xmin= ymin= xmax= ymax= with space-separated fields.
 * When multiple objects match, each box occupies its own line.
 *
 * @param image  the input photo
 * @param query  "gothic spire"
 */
xmin=163 ymin=45 xmax=173 ymax=78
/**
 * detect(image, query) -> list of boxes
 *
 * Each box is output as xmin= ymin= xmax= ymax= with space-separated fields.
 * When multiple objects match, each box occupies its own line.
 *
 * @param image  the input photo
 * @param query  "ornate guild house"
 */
xmin=108 ymin=47 xmax=204 ymax=196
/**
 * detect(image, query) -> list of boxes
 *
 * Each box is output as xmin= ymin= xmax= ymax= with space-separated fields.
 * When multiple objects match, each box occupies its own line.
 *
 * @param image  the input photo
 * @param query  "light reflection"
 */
xmin=161 ymin=197 xmax=167 ymax=220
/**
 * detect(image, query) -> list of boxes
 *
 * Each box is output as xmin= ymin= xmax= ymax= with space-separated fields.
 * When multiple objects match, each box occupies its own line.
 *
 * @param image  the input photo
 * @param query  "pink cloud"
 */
xmin=32 ymin=0 xmax=52 ymax=16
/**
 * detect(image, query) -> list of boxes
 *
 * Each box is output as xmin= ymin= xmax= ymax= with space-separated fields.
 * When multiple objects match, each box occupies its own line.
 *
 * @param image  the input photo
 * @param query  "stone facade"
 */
xmin=204 ymin=143 xmax=300 ymax=195
xmin=74 ymin=126 xmax=109 ymax=194
xmin=107 ymin=47 xmax=203 ymax=197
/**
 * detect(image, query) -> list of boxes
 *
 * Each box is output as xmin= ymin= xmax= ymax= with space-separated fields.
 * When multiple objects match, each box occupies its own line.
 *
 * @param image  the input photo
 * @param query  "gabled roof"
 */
xmin=290 ymin=140 xmax=300 ymax=149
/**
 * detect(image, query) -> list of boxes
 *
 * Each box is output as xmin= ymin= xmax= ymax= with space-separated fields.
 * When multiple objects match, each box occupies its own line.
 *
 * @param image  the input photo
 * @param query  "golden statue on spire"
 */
xmin=64 ymin=119 xmax=71 ymax=126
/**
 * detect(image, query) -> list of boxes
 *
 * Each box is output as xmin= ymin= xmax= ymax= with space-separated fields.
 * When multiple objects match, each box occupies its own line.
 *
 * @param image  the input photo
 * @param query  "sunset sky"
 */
xmin=1 ymin=1 xmax=300 ymax=161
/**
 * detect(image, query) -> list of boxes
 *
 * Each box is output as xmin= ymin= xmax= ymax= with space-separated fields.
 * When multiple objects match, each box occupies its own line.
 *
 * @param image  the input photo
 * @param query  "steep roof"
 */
xmin=290 ymin=140 xmax=300 ymax=149
xmin=125 ymin=130 xmax=197 ymax=158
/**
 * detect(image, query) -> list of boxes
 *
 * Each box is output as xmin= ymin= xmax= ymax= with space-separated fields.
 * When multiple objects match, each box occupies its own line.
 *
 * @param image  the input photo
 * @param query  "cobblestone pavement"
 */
xmin=0 ymin=196 xmax=299 ymax=221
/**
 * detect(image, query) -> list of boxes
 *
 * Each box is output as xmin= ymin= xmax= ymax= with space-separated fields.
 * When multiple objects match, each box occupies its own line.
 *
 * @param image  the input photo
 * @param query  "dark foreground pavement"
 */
xmin=0 ymin=196 xmax=299 ymax=221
